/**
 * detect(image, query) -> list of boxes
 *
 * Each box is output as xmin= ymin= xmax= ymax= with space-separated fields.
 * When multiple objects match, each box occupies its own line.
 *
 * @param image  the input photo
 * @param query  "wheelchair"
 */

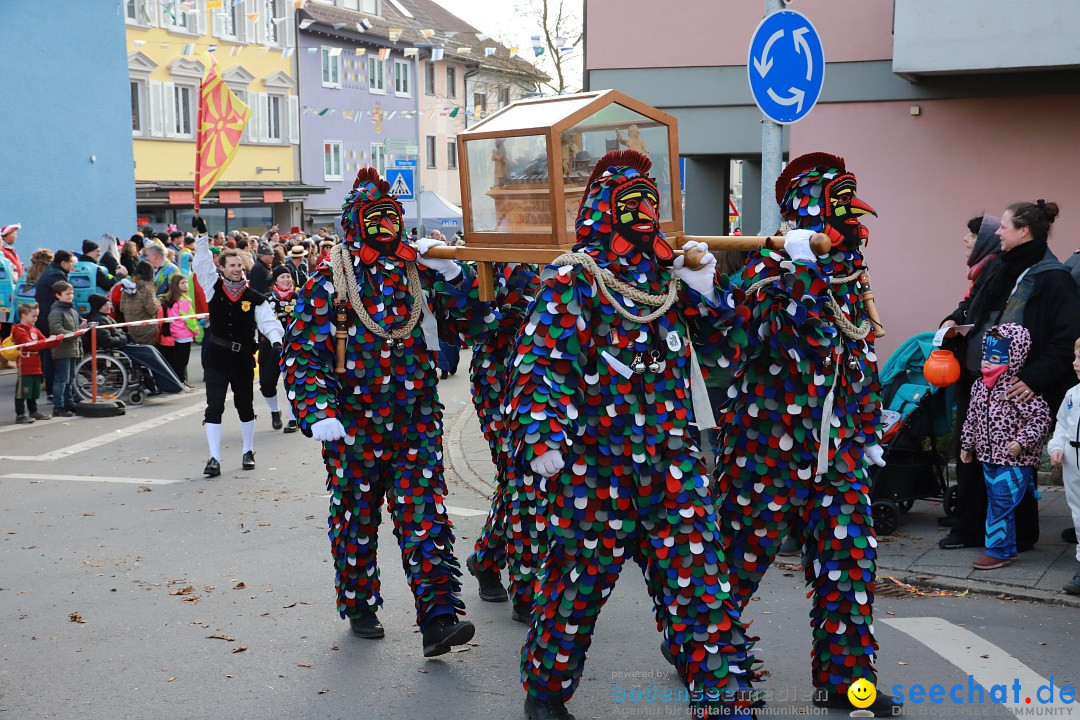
xmin=74 ymin=350 xmax=150 ymax=406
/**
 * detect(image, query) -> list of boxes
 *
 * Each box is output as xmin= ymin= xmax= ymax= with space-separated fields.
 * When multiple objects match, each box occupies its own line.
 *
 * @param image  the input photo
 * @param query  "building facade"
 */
xmin=0 ymin=1 xmax=136 ymax=258
xmin=126 ymin=0 xmax=319 ymax=236
xmin=584 ymin=0 xmax=1080 ymax=357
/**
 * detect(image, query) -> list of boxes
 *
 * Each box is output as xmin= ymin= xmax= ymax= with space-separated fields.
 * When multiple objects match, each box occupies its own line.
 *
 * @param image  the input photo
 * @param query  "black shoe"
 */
xmin=1063 ymin=528 xmax=1077 ymax=544
xmin=813 ymin=687 xmax=902 ymax=717
xmin=467 ymin=553 xmax=508 ymax=602
xmin=203 ymin=458 xmax=221 ymax=477
xmin=271 ymin=411 xmax=282 ymax=430
xmin=511 ymin=602 xmax=532 ymax=624
xmin=524 ymin=696 xmax=575 ymax=720
xmin=53 ymin=409 xmax=74 ymax=418
xmin=440 ymin=370 xmax=449 ymax=379
xmin=283 ymin=419 xmax=298 ymax=434
xmin=348 ymin=612 xmax=385 ymax=639
xmin=242 ymin=451 xmax=255 ymax=470
xmin=939 ymin=532 xmax=981 ymax=550
xmin=421 ymin=615 xmax=475 ymax=657
xmin=660 ymin=640 xmax=676 ymax=666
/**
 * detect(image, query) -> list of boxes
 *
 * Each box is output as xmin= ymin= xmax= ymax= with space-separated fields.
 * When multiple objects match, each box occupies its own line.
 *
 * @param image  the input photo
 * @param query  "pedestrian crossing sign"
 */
xmin=385 ymin=167 xmax=415 ymax=200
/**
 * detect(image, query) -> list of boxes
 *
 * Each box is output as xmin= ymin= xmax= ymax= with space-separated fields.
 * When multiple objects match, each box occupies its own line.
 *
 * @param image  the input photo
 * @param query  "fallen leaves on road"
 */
xmin=169 ymin=586 xmax=195 ymax=596
xmin=206 ymin=634 xmax=235 ymax=642
xmin=150 ymin=508 xmax=173 ymax=512
xmin=318 ymin=688 xmax=330 ymax=694
xmin=138 ymin=486 xmax=153 ymax=492
xmin=282 ymin=601 xmax=311 ymax=609
xmin=297 ymin=663 xmax=312 ymax=668
xmin=69 ymin=612 xmax=86 ymax=624
xmin=167 ymin=677 xmax=176 ymax=682
xmin=233 ymin=581 xmax=246 ymax=590
xmin=82 ymin=512 xmax=95 ymax=517
xmin=231 ymin=647 xmax=247 ymax=654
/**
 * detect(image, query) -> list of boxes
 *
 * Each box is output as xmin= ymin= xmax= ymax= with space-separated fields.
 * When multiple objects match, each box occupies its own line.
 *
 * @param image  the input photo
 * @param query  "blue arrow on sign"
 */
xmin=747 ymin=10 xmax=825 ymax=125
xmin=384 ymin=167 xmax=415 ymax=201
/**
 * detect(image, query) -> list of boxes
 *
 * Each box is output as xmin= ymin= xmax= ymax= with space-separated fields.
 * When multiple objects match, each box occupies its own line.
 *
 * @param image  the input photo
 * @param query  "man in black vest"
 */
xmin=193 ymin=216 xmax=284 ymax=477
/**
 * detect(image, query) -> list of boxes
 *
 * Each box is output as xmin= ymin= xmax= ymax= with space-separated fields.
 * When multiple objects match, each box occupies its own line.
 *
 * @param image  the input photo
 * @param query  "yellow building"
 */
xmin=126 ymin=0 xmax=322 ymax=235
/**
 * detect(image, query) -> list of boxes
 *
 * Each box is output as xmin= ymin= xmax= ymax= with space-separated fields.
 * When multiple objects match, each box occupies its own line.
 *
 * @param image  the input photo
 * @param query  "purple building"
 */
xmin=297 ymin=2 xmax=420 ymax=230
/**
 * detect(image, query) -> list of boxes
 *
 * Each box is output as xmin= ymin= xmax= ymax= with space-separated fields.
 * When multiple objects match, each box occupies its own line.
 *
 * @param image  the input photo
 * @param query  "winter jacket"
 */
xmin=1048 ymin=384 xmax=1080 ymax=471
xmin=82 ymin=310 xmax=128 ymax=353
xmin=161 ymin=298 xmax=197 ymax=345
xmin=153 ymin=262 xmax=180 ymax=297
xmin=33 ymin=263 xmax=69 ymax=334
xmin=10 ymin=323 xmax=61 ymax=376
xmin=119 ymin=280 xmax=161 ymax=345
xmin=945 ymin=249 xmax=1080 ymax=413
xmin=248 ymin=259 xmax=276 ymax=296
xmin=1065 ymin=250 xmax=1080 ymax=288
xmin=961 ymin=323 xmax=1052 ymax=466
xmin=48 ymin=301 xmax=85 ymax=360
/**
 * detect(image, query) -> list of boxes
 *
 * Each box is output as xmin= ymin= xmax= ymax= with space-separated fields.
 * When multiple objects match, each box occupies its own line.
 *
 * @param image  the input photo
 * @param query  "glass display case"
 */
xmin=458 ymin=90 xmax=682 ymax=249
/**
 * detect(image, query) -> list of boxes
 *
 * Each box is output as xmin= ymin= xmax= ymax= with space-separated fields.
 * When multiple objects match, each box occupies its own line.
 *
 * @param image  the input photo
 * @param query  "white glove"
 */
xmin=311 ymin=417 xmax=346 ymax=442
xmin=416 ymin=238 xmax=462 ymax=281
xmin=530 ymin=449 xmax=565 ymax=478
xmin=783 ymin=229 xmax=818 ymax=263
xmin=672 ymin=241 xmax=718 ymax=298
xmin=864 ymin=443 xmax=886 ymax=467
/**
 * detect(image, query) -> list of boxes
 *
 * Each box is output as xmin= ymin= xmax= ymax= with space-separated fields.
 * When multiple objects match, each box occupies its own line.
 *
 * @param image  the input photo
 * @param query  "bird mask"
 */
xmin=574 ymin=150 xmax=674 ymax=263
xmin=340 ymin=167 xmax=417 ymax=265
xmin=776 ymin=152 xmax=877 ymax=249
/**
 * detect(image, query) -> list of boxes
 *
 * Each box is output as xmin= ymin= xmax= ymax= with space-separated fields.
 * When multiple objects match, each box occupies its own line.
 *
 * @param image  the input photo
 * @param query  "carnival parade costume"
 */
xmin=504 ymin=150 xmax=753 ymax=718
xmin=465 ymin=263 xmax=545 ymax=617
xmin=280 ymin=167 xmax=497 ymax=656
xmin=712 ymin=153 xmax=900 ymax=714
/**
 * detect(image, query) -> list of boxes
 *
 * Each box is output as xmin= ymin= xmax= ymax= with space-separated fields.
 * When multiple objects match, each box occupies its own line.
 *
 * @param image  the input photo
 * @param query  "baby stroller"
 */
xmin=869 ymin=331 xmax=959 ymax=535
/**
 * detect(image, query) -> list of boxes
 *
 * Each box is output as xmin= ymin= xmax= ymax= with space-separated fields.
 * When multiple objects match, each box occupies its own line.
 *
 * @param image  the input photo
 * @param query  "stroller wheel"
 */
xmin=897 ymin=498 xmax=915 ymax=514
xmin=943 ymin=484 xmax=959 ymax=518
xmin=872 ymin=499 xmax=901 ymax=536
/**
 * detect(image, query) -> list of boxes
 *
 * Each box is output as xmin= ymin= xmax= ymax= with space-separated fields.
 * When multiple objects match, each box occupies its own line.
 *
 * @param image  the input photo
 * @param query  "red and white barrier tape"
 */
xmin=3 ymin=313 xmax=208 ymax=352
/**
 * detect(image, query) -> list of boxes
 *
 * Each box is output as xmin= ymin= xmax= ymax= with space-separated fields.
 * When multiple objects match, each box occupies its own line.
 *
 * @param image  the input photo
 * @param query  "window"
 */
xmin=173 ymin=84 xmax=195 ymax=137
xmin=368 ymin=56 xmax=385 ymax=93
xmin=267 ymin=94 xmax=284 ymax=142
xmin=498 ymin=87 xmax=510 ymax=107
xmin=474 ymin=92 xmax=487 ymax=116
xmin=447 ymin=139 xmax=457 ymax=169
xmin=218 ymin=0 xmax=242 ymax=39
xmin=446 ymin=66 xmax=456 ymax=97
xmin=163 ymin=0 xmax=197 ymax=33
xmin=324 ymin=141 xmax=343 ymax=181
xmin=130 ymin=80 xmax=145 ymax=136
xmin=394 ymin=60 xmax=410 ymax=96
xmin=345 ymin=0 xmax=379 ymax=12
xmin=424 ymin=62 xmax=435 ymax=95
xmin=321 ymin=47 xmax=341 ymax=88
xmin=370 ymin=143 xmax=387 ymax=175
xmin=425 ymin=135 xmax=437 ymax=169
xmin=263 ymin=0 xmax=283 ymax=46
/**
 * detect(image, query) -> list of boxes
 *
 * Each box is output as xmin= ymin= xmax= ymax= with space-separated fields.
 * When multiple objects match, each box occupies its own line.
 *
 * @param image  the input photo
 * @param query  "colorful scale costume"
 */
xmin=504 ymin=150 xmax=753 ymax=716
xmin=712 ymin=153 xmax=887 ymax=698
xmin=280 ymin=168 xmax=497 ymax=630
xmin=467 ymin=263 xmax=545 ymax=609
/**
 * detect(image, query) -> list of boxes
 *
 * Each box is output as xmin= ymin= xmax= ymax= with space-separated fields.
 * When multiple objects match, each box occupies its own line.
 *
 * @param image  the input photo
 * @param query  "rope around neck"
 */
xmin=330 ymin=243 xmax=424 ymax=343
xmin=744 ymin=267 xmax=870 ymax=341
xmin=552 ymin=252 xmax=679 ymax=324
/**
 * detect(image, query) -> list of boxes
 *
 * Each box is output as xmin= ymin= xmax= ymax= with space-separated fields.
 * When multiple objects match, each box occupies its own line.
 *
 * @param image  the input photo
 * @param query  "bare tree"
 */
xmin=516 ymin=0 xmax=583 ymax=95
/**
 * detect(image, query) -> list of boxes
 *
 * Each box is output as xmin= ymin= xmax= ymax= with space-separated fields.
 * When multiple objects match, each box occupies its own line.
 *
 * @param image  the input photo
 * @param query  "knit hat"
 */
xmin=82 ymin=239 xmax=100 ymax=255
xmin=258 ymin=243 xmax=274 ymax=257
xmin=1 ymin=223 xmax=20 ymax=238
xmin=88 ymin=294 xmax=110 ymax=313
xmin=272 ymin=265 xmax=292 ymax=281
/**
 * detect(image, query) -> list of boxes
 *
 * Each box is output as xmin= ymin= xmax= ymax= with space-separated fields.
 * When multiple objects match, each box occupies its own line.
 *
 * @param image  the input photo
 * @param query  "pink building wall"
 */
xmin=586 ymin=0 xmax=893 ymax=69
xmin=790 ymin=96 xmax=1080 ymax=358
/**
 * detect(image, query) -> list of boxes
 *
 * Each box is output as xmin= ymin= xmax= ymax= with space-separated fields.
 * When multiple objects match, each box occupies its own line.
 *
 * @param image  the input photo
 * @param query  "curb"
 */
xmin=887 ymin=568 xmax=1080 ymax=608
xmin=445 ymin=400 xmax=495 ymax=500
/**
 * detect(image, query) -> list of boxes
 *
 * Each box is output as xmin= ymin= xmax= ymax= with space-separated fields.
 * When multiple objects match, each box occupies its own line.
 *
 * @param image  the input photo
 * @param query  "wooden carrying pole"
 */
xmin=420 ymin=232 xmax=885 ymax=336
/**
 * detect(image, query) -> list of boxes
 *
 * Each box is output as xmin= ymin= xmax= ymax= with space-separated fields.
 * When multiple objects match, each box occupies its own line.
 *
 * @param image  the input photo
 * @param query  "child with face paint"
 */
xmin=960 ymin=323 xmax=1052 ymax=569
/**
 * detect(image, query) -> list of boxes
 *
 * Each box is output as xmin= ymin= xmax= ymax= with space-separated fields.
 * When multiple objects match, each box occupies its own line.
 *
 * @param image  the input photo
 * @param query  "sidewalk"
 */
xmin=438 ymin=363 xmax=1080 ymax=609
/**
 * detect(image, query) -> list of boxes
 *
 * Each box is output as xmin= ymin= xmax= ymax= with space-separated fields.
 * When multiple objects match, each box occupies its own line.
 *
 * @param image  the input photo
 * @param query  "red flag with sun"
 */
xmin=194 ymin=52 xmax=251 ymax=208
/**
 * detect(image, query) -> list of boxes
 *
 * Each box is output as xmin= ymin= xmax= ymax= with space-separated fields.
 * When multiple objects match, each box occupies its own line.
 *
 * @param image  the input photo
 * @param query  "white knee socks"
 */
xmin=264 ymin=394 xmax=279 ymax=413
xmin=206 ymin=422 xmax=222 ymax=461
xmin=240 ymin=420 xmax=256 ymax=453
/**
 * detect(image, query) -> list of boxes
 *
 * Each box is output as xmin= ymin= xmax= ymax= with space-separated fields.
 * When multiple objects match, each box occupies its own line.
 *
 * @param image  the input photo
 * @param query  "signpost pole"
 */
xmin=759 ymin=0 xmax=785 ymax=236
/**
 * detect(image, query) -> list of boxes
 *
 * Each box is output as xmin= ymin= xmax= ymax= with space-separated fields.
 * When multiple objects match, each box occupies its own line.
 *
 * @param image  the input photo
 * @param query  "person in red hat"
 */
xmin=1 ymin=223 xmax=24 ymax=356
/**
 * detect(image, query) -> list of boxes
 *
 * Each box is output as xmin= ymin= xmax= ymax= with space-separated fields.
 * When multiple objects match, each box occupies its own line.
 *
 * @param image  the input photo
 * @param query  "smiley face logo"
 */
xmin=847 ymin=678 xmax=877 ymax=709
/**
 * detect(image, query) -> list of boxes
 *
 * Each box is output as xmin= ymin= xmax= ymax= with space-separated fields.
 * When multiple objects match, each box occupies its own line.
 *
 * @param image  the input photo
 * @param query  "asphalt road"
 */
xmin=1 ymin=359 xmax=1078 ymax=720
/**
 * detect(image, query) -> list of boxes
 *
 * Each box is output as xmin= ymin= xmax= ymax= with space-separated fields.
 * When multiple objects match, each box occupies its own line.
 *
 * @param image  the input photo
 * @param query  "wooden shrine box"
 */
xmin=457 ymin=90 xmax=682 ymax=250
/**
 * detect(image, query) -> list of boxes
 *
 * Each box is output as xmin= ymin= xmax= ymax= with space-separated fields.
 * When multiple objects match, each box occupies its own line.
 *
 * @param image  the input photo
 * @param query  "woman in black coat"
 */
xmin=939 ymin=200 xmax=1080 ymax=551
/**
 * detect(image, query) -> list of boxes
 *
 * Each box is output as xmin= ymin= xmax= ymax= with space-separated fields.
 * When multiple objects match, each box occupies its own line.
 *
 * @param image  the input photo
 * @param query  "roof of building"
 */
xmin=297 ymin=0 xmax=548 ymax=84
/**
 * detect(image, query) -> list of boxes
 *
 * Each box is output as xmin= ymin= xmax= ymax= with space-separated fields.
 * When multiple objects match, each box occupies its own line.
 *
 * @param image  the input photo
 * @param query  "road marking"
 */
xmin=444 ymin=505 xmax=488 ymax=517
xmin=0 ymin=402 xmax=203 ymax=461
xmin=883 ymin=617 xmax=1070 ymax=715
xmin=1 ymin=473 xmax=183 ymax=485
